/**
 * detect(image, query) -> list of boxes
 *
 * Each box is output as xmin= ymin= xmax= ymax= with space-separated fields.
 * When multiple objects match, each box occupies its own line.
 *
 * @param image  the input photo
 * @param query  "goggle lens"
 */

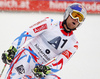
xmin=70 ymin=11 xmax=84 ymax=23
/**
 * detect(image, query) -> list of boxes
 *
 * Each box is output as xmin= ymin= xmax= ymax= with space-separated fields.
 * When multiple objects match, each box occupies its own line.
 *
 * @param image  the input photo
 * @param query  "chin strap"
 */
xmin=62 ymin=19 xmax=76 ymax=33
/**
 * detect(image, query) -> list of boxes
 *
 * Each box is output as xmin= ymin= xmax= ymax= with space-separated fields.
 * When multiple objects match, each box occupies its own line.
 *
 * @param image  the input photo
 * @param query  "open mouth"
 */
xmin=72 ymin=22 xmax=75 ymax=25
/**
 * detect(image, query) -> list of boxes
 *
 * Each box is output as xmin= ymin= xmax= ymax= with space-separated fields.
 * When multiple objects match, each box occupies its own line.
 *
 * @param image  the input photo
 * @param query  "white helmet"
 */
xmin=64 ymin=3 xmax=87 ymax=23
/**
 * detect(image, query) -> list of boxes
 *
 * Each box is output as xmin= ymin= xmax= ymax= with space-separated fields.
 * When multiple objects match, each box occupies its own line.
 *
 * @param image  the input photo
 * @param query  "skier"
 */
xmin=1 ymin=3 xmax=87 ymax=79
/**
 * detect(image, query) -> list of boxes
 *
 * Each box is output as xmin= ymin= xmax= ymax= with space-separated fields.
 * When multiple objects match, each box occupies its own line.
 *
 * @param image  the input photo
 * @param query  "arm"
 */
xmin=2 ymin=17 xmax=52 ymax=65
xmin=32 ymin=42 xmax=78 ymax=78
xmin=12 ymin=17 xmax=51 ymax=49
xmin=49 ymin=42 xmax=79 ymax=73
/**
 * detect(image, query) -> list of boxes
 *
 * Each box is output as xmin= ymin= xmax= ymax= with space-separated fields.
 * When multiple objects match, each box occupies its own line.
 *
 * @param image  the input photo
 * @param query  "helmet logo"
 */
xmin=78 ymin=5 xmax=85 ymax=11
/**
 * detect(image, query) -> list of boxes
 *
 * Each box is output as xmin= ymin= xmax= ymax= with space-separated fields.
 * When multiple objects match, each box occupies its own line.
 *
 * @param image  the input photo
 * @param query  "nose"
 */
xmin=73 ymin=18 xmax=79 ymax=23
xmin=74 ymin=19 xmax=78 ymax=22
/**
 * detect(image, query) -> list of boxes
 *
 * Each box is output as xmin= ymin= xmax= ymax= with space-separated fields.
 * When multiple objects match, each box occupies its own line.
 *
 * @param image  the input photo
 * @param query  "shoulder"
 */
xmin=44 ymin=17 xmax=61 ymax=28
xmin=46 ymin=17 xmax=60 ymax=24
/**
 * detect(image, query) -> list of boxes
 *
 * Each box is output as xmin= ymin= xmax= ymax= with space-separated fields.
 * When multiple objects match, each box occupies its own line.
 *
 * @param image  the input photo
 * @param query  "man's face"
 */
xmin=63 ymin=15 xmax=80 ymax=31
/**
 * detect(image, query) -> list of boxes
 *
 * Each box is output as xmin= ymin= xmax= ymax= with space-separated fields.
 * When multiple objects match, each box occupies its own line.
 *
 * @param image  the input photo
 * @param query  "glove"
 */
xmin=1 ymin=46 xmax=17 ymax=65
xmin=32 ymin=64 xmax=51 ymax=78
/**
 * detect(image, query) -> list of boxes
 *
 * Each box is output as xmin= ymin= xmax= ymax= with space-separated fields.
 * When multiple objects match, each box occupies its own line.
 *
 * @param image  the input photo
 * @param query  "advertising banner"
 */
xmin=0 ymin=0 xmax=100 ymax=14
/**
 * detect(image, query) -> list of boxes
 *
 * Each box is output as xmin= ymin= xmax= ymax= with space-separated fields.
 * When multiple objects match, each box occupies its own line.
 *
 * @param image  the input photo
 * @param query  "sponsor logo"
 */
xmin=82 ymin=2 xmax=100 ymax=11
xmin=35 ymin=44 xmax=50 ymax=62
xmin=62 ymin=50 xmax=72 ymax=59
xmin=29 ymin=17 xmax=48 ymax=28
xmin=0 ymin=0 xmax=29 ymax=9
xmin=33 ymin=23 xmax=47 ymax=33
xmin=49 ymin=1 xmax=100 ymax=12
xmin=15 ymin=65 xmax=25 ymax=75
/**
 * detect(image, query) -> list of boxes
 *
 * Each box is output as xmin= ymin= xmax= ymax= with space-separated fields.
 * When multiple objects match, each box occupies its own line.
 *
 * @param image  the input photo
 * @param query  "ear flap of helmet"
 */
xmin=63 ymin=6 xmax=72 ymax=20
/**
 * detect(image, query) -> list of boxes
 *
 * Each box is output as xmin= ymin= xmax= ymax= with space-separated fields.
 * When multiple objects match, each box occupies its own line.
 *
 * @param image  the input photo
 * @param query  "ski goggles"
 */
xmin=70 ymin=10 xmax=84 ymax=23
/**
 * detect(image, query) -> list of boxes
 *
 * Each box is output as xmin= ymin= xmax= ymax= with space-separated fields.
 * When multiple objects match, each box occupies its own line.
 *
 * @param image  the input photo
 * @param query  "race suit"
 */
xmin=5 ymin=17 xmax=79 ymax=79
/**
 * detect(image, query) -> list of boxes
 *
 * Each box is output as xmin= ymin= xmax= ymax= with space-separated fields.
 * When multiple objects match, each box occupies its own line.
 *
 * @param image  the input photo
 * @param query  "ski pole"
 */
xmin=0 ymin=64 xmax=7 ymax=78
xmin=45 ymin=57 xmax=56 ymax=66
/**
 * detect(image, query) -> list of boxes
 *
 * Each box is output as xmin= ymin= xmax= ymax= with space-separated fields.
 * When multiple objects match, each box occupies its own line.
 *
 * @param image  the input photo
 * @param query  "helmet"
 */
xmin=64 ymin=3 xmax=87 ymax=23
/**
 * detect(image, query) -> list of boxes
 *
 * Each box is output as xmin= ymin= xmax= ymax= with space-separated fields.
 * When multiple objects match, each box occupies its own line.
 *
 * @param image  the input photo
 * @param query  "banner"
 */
xmin=0 ymin=0 xmax=100 ymax=14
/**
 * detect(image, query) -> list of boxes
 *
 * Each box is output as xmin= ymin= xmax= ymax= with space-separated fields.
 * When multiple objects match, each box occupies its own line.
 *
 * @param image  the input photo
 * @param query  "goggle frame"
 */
xmin=70 ymin=10 xmax=85 ymax=23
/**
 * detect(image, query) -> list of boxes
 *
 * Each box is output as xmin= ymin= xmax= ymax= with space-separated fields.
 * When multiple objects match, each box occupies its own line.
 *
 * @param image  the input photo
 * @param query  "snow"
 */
xmin=0 ymin=12 xmax=100 ymax=79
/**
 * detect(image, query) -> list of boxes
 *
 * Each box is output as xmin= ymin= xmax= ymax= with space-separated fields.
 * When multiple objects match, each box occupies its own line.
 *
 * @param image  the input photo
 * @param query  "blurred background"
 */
xmin=0 ymin=0 xmax=100 ymax=79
